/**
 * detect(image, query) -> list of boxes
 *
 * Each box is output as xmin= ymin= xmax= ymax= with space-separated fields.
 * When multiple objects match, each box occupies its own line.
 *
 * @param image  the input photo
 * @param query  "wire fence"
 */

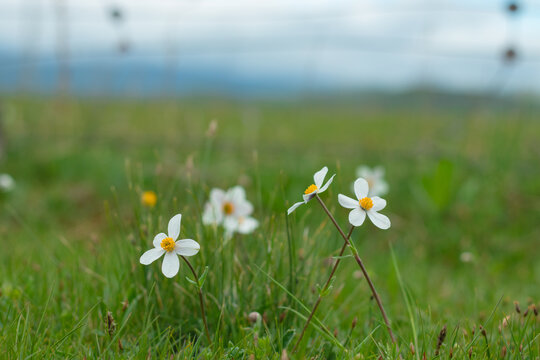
xmin=0 ymin=0 xmax=537 ymax=96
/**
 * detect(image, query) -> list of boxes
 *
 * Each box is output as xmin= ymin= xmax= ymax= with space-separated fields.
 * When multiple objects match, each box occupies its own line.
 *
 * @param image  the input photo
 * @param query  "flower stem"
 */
xmin=181 ymin=256 xmax=212 ymax=345
xmin=292 ymin=225 xmax=355 ymax=353
xmin=315 ymin=194 xmax=399 ymax=349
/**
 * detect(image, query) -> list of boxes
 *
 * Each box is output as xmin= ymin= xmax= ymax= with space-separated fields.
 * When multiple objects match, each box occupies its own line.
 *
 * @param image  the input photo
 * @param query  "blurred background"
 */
xmin=1 ymin=0 xmax=539 ymax=97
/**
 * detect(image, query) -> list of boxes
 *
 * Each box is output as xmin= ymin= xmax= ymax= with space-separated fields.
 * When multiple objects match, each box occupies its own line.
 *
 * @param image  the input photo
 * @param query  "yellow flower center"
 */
xmin=141 ymin=191 xmax=157 ymax=208
xmin=359 ymin=197 xmax=373 ymax=210
xmin=160 ymin=237 xmax=176 ymax=252
xmin=304 ymin=184 xmax=318 ymax=195
xmin=223 ymin=202 xmax=234 ymax=215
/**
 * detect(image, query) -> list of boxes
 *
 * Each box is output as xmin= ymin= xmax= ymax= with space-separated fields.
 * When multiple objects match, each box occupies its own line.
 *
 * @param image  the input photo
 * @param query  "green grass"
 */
xmin=0 ymin=96 xmax=539 ymax=359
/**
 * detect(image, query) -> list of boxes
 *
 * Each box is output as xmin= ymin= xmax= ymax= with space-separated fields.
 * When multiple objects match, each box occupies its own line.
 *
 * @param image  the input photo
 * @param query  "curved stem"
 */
xmin=181 ymin=256 xmax=212 ymax=345
xmin=292 ymin=225 xmax=355 ymax=353
xmin=315 ymin=194 xmax=399 ymax=350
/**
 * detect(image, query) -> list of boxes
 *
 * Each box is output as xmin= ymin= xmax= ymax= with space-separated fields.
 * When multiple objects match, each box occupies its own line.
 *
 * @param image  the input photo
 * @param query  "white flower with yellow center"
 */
xmin=355 ymin=166 xmax=388 ymax=197
xmin=202 ymin=186 xmax=258 ymax=237
xmin=338 ymin=178 xmax=391 ymax=229
xmin=140 ymin=214 xmax=200 ymax=278
xmin=0 ymin=174 xmax=15 ymax=192
xmin=287 ymin=166 xmax=335 ymax=215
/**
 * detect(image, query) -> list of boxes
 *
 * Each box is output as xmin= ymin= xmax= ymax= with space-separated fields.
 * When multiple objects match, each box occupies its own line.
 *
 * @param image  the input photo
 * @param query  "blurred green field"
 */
xmin=0 ymin=95 xmax=539 ymax=359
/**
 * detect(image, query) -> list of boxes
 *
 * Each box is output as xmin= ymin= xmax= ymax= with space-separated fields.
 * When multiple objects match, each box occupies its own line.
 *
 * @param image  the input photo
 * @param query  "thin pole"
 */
xmin=292 ymin=225 xmax=355 ymax=353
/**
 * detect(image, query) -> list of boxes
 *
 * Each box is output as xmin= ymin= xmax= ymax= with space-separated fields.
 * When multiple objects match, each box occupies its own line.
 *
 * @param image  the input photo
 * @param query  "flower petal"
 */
xmin=175 ymin=239 xmax=200 ymax=257
xmin=162 ymin=252 xmax=180 ymax=278
xmin=227 ymin=186 xmax=246 ymax=203
xmin=313 ymin=166 xmax=328 ymax=188
xmin=318 ymin=174 xmax=335 ymax=193
xmin=356 ymin=166 xmax=372 ymax=178
xmin=338 ymin=194 xmax=358 ymax=209
xmin=370 ymin=180 xmax=389 ymax=197
xmin=354 ymin=178 xmax=369 ymax=199
xmin=202 ymin=203 xmax=223 ymax=225
xmin=140 ymin=248 xmax=165 ymax=265
xmin=348 ymin=208 xmax=366 ymax=227
xmin=371 ymin=196 xmax=387 ymax=211
xmin=374 ymin=166 xmax=385 ymax=178
xmin=367 ymin=210 xmax=391 ymax=229
xmin=153 ymin=233 xmax=168 ymax=248
xmin=235 ymin=200 xmax=254 ymax=217
xmin=223 ymin=216 xmax=239 ymax=233
xmin=287 ymin=201 xmax=305 ymax=215
xmin=303 ymin=190 xmax=319 ymax=202
xmin=168 ymin=214 xmax=182 ymax=240
xmin=238 ymin=217 xmax=259 ymax=234
xmin=209 ymin=188 xmax=226 ymax=204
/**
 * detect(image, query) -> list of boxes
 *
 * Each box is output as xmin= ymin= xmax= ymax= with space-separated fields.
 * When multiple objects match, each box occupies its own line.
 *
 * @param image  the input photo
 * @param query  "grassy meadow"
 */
xmin=0 ymin=95 xmax=539 ymax=359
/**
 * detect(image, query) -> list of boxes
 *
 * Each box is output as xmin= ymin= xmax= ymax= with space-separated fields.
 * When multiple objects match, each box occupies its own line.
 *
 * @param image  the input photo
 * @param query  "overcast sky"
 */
xmin=1 ymin=0 xmax=540 ymax=94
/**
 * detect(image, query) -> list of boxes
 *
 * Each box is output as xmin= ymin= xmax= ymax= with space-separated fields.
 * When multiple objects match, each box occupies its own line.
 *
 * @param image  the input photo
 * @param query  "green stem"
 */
xmin=315 ymin=194 xmax=399 ymax=350
xmin=181 ymin=256 xmax=212 ymax=345
xmin=292 ymin=225 xmax=355 ymax=353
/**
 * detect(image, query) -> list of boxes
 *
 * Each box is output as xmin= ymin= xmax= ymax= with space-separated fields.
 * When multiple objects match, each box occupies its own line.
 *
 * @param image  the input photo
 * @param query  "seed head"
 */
xmin=479 ymin=325 xmax=487 ymax=338
xmin=121 ymin=299 xmax=129 ymax=312
xmin=409 ymin=342 xmax=415 ymax=355
xmin=435 ymin=325 xmax=447 ymax=356
xmin=206 ymin=119 xmax=218 ymax=138
xmin=106 ymin=311 xmax=116 ymax=337
xmin=248 ymin=311 xmax=262 ymax=324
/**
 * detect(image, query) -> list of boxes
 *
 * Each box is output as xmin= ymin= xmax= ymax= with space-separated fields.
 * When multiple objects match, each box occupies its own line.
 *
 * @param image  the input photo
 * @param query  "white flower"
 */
xmin=223 ymin=215 xmax=259 ymax=238
xmin=0 ymin=174 xmax=15 ymax=192
xmin=202 ymin=186 xmax=258 ymax=237
xmin=338 ymin=178 xmax=391 ymax=229
xmin=140 ymin=214 xmax=200 ymax=278
xmin=287 ymin=166 xmax=335 ymax=215
xmin=355 ymin=166 xmax=388 ymax=197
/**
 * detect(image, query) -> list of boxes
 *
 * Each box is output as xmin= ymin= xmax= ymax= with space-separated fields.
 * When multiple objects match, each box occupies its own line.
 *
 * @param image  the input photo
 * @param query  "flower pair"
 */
xmin=288 ymin=166 xmax=390 ymax=229
xmin=202 ymin=186 xmax=258 ymax=238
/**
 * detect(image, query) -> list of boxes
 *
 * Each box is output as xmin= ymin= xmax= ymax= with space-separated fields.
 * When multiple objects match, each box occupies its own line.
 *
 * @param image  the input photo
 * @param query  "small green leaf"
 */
xmin=332 ymin=254 xmax=353 ymax=260
xmin=198 ymin=266 xmax=209 ymax=288
xmin=318 ymin=278 xmax=334 ymax=297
